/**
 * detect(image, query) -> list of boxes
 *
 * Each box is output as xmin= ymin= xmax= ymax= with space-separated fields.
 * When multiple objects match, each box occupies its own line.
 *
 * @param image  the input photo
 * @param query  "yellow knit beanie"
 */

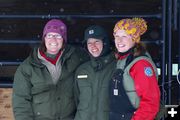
xmin=113 ymin=18 xmax=147 ymax=43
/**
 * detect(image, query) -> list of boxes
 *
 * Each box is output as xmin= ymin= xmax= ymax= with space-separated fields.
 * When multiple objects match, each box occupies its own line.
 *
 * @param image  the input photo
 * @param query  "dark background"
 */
xmin=0 ymin=0 xmax=164 ymax=61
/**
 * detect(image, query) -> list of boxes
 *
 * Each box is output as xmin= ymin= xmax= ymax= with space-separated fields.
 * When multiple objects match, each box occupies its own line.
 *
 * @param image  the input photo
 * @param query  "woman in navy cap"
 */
xmin=74 ymin=25 xmax=116 ymax=120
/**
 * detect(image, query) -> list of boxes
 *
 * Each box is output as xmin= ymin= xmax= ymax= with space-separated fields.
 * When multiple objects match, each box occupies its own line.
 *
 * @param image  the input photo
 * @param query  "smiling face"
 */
xmin=114 ymin=30 xmax=135 ymax=53
xmin=87 ymin=38 xmax=103 ymax=57
xmin=45 ymin=32 xmax=63 ymax=54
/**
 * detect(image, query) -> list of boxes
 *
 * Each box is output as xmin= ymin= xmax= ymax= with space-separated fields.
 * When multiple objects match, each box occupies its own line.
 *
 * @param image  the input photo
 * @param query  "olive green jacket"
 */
xmin=74 ymin=52 xmax=116 ymax=120
xmin=12 ymin=45 xmax=89 ymax=120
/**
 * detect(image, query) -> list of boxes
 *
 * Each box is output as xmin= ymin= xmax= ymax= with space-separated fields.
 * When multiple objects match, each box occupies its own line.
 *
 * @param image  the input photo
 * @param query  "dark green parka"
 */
xmin=74 ymin=53 xmax=116 ymax=120
xmin=12 ymin=45 xmax=89 ymax=120
xmin=74 ymin=25 xmax=116 ymax=120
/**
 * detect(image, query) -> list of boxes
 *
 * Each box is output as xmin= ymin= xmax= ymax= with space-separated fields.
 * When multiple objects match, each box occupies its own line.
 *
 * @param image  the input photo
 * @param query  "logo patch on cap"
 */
xmin=144 ymin=67 xmax=153 ymax=77
xmin=89 ymin=30 xmax=94 ymax=34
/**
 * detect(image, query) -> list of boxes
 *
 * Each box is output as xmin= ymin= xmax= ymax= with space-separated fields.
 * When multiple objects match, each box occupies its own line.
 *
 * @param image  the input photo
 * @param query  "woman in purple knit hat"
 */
xmin=12 ymin=19 xmax=89 ymax=120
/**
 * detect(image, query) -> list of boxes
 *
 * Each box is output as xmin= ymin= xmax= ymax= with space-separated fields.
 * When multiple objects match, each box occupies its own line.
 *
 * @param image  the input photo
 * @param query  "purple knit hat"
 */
xmin=43 ymin=19 xmax=67 ymax=42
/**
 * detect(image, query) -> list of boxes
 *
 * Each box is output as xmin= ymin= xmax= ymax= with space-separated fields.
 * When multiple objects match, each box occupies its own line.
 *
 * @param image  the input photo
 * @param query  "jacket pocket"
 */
xmin=31 ymin=84 xmax=50 ymax=103
xmin=31 ymin=84 xmax=51 ymax=117
xmin=77 ymin=86 xmax=91 ymax=110
xmin=76 ymin=77 xmax=92 ymax=110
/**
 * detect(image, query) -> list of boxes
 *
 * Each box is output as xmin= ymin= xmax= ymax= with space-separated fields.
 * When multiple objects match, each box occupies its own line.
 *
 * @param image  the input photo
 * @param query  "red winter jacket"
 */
xmin=130 ymin=59 xmax=160 ymax=120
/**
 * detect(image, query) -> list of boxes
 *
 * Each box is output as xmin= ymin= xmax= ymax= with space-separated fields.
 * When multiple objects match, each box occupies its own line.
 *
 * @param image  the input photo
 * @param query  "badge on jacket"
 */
xmin=77 ymin=75 xmax=88 ymax=79
xmin=114 ymin=89 xmax=118 ymax=96
xmin=144 ymin=67 xmax=153 ymax=77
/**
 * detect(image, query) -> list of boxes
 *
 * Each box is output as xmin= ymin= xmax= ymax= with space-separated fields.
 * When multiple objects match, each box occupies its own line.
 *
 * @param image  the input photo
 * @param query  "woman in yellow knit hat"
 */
xmin=109 ymin=18 xmax=160 ymax=120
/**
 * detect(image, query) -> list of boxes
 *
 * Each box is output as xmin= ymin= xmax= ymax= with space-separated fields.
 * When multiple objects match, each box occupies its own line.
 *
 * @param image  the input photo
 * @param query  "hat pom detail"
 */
xmin=132 ymin=18 xmax=147 ymax=36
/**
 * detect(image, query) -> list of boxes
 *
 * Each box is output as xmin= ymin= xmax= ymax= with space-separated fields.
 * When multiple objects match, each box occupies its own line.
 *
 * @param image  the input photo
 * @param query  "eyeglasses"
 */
xmin=46 ymin=34 xmax=62 ymax=39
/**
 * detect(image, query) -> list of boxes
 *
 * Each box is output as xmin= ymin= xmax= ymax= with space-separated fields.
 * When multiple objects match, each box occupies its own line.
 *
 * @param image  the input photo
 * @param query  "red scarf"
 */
xmin=39 ymin=50 xmax=62 ymax=65
xmin=115 ymin=52 xmax=130 ymax=60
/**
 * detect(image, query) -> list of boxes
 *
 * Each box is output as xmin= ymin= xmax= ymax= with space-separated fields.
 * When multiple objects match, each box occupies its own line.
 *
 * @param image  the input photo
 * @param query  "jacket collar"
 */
xmin=91 ymin=52 xmax=115 ymax=71
xmin=29 ymin=45 xmax=74 ymax=68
